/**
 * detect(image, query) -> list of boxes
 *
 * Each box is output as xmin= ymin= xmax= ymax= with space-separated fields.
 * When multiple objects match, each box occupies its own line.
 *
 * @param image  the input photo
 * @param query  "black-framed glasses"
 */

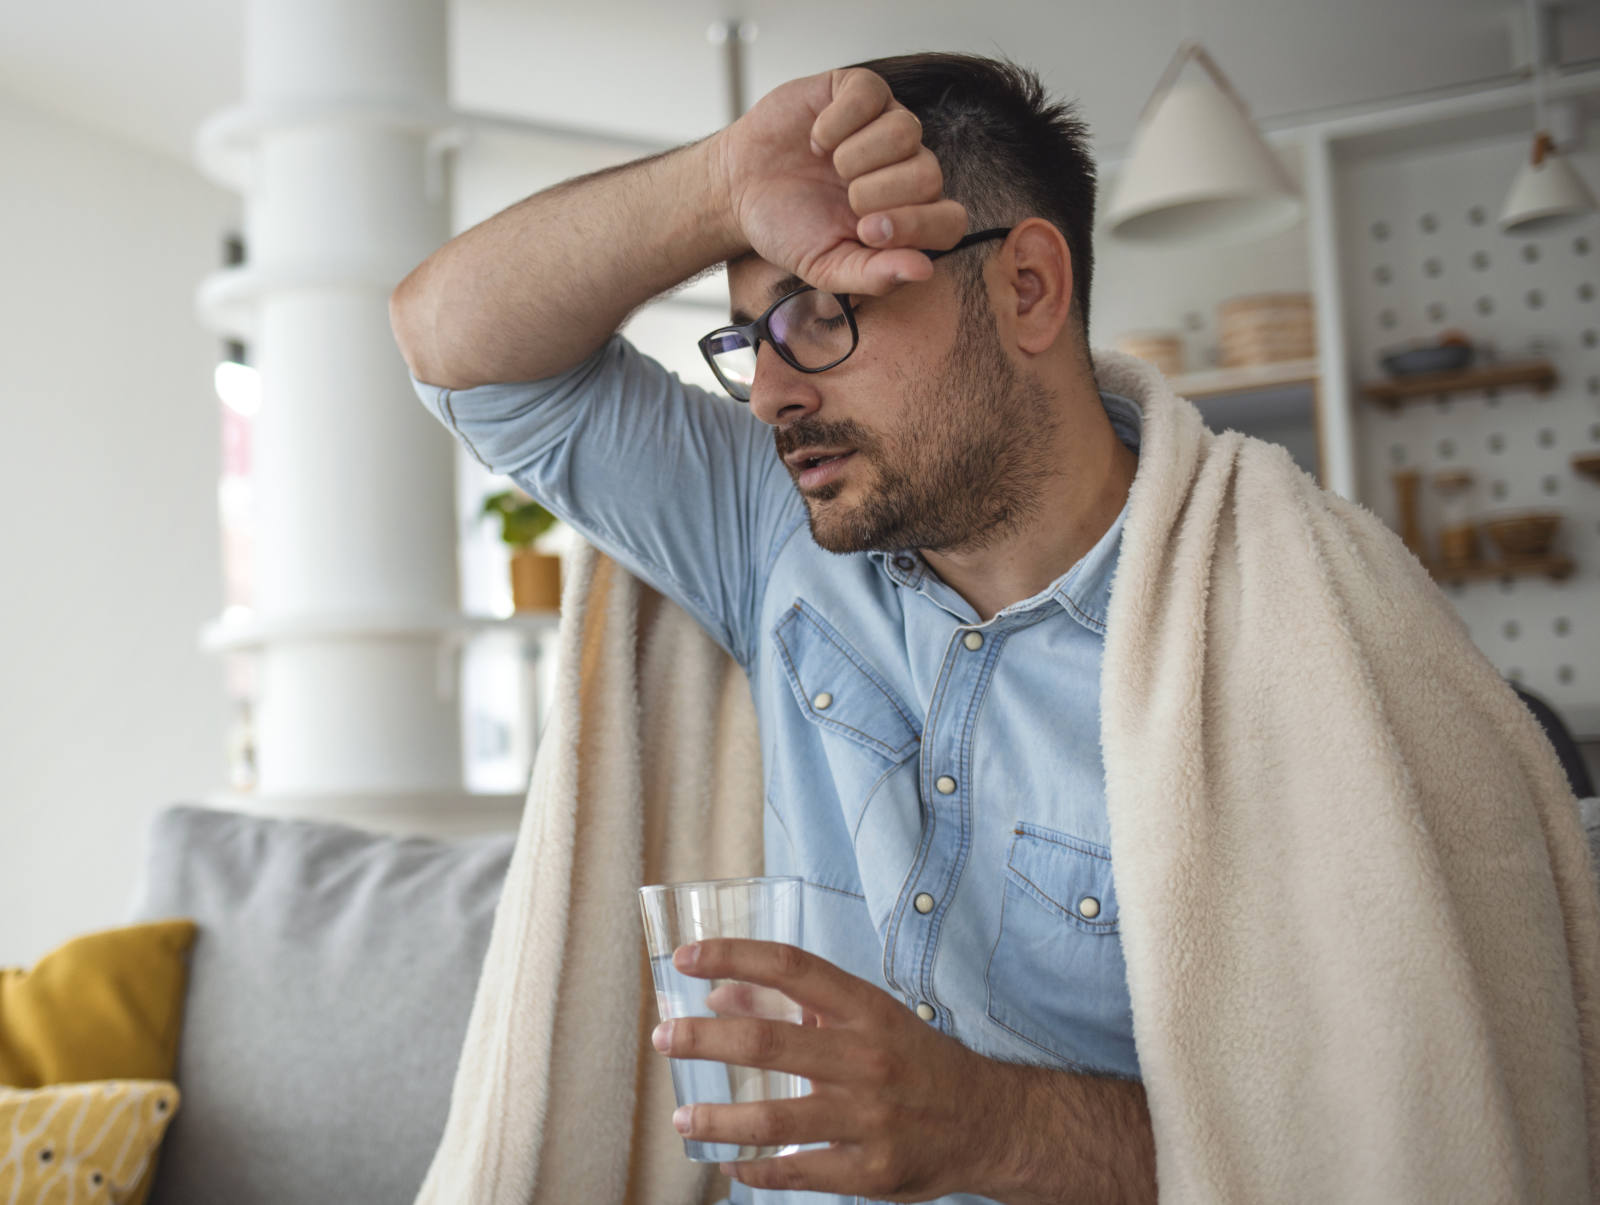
xmin=698 ymin=227 xmax=1012 ymax=402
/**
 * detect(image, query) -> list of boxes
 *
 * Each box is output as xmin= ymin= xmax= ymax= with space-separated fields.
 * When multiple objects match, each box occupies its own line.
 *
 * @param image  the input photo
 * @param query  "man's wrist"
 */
xmin=693 ymin=128 xmax=748 ymax=265
xmin=971 ymin=1058 xmax=1157 ymax=1205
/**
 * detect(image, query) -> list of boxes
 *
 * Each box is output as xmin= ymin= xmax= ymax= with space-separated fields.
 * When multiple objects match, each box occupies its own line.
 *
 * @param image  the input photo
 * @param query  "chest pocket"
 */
xmin=772 ymin=601 xmax=920 ymax=763
xmin=984 ymin=823 xmax=1139 ymax=1076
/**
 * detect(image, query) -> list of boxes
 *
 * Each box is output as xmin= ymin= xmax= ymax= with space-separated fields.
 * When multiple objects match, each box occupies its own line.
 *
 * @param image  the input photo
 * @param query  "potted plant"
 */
xmin=481 ymin=489 xmax=562 ymax=611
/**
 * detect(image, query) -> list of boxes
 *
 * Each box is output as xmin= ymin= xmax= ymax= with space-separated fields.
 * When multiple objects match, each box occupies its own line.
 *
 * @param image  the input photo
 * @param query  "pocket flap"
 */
xmin=772 ymin=601 xmax=920 ymax=762
xmin=1005 ymin=823 xmax=1119 ymax=933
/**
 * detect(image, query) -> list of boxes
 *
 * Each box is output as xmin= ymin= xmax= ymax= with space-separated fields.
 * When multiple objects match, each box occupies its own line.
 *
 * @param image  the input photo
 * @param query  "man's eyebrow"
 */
xmin=730 ymin=274 xmax=808 ymax=326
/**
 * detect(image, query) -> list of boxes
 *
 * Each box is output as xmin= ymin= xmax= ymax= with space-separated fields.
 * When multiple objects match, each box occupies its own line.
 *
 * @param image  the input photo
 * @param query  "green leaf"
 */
xmin=480 ymin=490 xmax=559 ymax=547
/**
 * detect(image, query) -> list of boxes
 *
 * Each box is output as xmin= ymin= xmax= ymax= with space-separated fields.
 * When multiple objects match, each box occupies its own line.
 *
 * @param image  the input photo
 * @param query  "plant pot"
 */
xmin=510 ymin=549 xmax=562 ymax=611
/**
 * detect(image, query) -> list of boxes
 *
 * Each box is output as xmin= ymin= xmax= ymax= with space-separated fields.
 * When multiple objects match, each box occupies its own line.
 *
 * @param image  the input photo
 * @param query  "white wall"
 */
xmin=0 ymin=94 xmax=237 ymax=966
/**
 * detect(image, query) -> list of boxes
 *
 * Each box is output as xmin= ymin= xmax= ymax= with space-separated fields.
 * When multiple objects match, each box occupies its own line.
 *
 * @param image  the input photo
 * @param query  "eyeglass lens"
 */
xmin=707 ymin=290 xmax=853 ymax=394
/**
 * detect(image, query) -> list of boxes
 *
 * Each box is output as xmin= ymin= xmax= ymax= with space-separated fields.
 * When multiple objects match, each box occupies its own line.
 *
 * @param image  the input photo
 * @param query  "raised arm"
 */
xmin=389 ymin=68 xmax=969 ymax=390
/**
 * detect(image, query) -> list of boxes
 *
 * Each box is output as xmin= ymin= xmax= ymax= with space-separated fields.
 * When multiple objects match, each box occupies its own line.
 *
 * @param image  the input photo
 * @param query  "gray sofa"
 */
xmin=126 ymin=805 xmax=515 ymax=1205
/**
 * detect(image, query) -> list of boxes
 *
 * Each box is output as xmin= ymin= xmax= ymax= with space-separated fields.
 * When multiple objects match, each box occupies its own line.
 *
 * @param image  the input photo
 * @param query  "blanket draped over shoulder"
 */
xmin=417 ymin=349 xmax=1600 ymax=1204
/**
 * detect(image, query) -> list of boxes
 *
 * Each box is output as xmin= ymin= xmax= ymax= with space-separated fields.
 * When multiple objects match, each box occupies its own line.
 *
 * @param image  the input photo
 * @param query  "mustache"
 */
xmin=774 ymin=417 xmax=878 ymax=461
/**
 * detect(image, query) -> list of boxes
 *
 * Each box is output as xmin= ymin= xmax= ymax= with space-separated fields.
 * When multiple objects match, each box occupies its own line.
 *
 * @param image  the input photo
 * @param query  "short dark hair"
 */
xmin=852 ymin=52 xmax=1097 ymax=358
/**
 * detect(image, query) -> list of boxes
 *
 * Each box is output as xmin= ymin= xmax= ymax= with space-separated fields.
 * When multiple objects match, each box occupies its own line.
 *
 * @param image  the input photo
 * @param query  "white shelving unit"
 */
xmin=203 ymin=607 xmax=562 ymax=805
xmin=1098 ymin=64 xmax=1600 ymax=739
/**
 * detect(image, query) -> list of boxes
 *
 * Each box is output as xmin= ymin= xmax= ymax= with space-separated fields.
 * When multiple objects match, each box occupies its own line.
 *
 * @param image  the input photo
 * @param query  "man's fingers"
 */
xmin=804 ymin=245 xmax=933 ymax=297
xmin=674 ymin=1093 xmax=846 ymax=1150
xmin=705 ymin=980 xmax=802 ymax=1021
xmin=676 ymin=940 xmax=871 ymax=1024
xmin=856 ymin=200 xmax=969 ymax=253
xmin=656 ymin=1014 xmax=841 ymax=1081
xmin=811 ymin=68 xmax=895 ymax=156
xmin=846 ymin=148 xmax=944 ymax=220
xmin=722 ymin=1144 xmax=884 ymax=1196
xmin=830 ymin=107 xmax=926 ymax=185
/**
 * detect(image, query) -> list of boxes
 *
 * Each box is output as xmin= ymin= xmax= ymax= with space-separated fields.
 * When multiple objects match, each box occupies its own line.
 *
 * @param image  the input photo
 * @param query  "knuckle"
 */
xmin=774 ymin=942 xmax=807 ymax=978
xmin=859 ymin=1098 xmax=894 ymax=1137
xmin=752 ymin=1103 xmax=786 ymax=1146
xmin=744 ymin=1156 xmax=796 ymax=1190
xmin=862 ymin=1148 xmax=900 ymax=1195
xmin=856 ymin=1045 xmax=892 ymax=1085
xmin=890 ymin=108 xmax=923 ymax=144
xmin=744 ymin=1021 xmax=781 ymax=1064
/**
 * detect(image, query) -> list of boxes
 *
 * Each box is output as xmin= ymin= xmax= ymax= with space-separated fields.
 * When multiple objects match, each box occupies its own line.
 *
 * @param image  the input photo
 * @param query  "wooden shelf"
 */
xmin=200 ymin=609 xmax=559 ymax=654
xmin=1169 ymin=357 xmax=1320 ymax=401
xmin=1427 ymin=555 xmax=1575 ymax=585
xmin=1574 ymin=453 xmax=1600 ymax=484
xmin=1362 ymin=359 xmax=1557 ymax=409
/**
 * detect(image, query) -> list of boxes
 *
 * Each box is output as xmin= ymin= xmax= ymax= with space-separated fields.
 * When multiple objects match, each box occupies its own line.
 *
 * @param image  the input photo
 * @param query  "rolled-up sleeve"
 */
xmin=413 ymin=336 xmax=801 ymax=666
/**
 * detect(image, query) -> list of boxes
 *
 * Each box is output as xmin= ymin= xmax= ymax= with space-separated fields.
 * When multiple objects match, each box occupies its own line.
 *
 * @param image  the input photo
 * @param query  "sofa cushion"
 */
xmin=125 ymin=805 xmax=514 ymax=1205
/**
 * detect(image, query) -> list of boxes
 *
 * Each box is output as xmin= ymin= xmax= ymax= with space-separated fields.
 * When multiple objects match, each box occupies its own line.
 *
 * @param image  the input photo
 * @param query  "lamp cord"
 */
xmin=1525 ymin=0 xmax=1547 ymax=133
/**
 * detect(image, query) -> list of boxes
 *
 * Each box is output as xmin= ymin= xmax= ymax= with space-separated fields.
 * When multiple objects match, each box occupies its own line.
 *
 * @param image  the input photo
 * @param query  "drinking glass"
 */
xmin=638 ymin=875 xmax=807 ymax=1162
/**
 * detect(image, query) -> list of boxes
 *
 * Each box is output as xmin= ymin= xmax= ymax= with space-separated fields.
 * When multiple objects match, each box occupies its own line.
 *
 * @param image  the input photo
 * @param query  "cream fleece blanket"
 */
xmin=415 ymin=545 xmax=761 ymax=1205
xmin=418 ymin=349 xmax=1600 ymax=1203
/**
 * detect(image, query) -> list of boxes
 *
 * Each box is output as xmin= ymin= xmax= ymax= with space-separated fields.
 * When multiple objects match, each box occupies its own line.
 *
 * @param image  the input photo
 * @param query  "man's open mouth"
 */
xmin=786 ymin=448 xmax=857 ymax=489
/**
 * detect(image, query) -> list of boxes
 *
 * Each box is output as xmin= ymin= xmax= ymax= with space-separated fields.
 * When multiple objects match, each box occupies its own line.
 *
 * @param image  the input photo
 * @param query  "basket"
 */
xmin=1113 ymin=331 xmax=1184 ymax=376
xmin=1483 ymin=512 xmax=1561 ymax=560
xmin=1217 ymin=293 xmax=1315 ymax=367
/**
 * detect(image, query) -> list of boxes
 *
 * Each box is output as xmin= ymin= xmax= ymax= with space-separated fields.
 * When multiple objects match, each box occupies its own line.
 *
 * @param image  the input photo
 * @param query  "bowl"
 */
xmin=1483 ymin=512 xmax=1561 ymax=561
xmin=1379 ymin=343 xmax=1475 ymax=377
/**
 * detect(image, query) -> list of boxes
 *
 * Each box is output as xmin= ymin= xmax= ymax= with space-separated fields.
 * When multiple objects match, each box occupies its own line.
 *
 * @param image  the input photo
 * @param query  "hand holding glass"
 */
xmin=638 ymin=876 xmax=807 ymax=1163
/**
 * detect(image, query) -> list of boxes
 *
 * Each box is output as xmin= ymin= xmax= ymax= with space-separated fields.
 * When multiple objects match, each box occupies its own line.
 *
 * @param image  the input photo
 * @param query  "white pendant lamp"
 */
xmin=1106 ymin=41 xmax=1302 ymax=246
xmin=1499 ymin=0 xmax=1596 ymax=235
xmin=1500 ymin=132 xmax=1597 ymax=234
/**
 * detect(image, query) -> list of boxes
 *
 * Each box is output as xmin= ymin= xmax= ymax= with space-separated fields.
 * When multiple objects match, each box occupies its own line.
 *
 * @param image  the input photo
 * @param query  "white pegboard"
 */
xmin=1339 ymin=131 xmax=1600 ymax=735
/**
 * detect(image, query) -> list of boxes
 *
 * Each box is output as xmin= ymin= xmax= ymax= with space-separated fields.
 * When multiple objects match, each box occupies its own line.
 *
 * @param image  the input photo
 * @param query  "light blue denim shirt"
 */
xmin=416 ymin=336 xmax=1143 ymax=1205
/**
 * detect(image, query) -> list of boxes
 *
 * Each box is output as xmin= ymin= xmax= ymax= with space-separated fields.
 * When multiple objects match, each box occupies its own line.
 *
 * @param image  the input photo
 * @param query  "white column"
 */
xmin=1302 ymin=128 xmax=1359 ymax=502
xmin=201 ymin=0 xmax=476 ymax=817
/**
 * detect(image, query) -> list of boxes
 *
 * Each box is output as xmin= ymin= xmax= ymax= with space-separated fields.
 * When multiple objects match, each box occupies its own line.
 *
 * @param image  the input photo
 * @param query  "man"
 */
xmin=392 ymin=53 xmax=1597 ymax=1205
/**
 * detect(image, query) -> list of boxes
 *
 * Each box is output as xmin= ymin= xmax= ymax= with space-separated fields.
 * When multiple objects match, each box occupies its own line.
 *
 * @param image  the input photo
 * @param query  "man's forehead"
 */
xmin=726 ymin=254 xmax=804 ymax=322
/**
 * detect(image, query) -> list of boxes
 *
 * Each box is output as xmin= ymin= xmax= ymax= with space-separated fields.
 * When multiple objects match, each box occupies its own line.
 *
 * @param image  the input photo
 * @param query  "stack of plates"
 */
xmin=1218 ymin=293 xmax=1315 ymax=367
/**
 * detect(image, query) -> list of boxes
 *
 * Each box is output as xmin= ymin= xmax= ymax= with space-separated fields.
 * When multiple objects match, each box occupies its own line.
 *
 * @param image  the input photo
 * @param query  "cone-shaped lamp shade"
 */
xmin=1107 ymin=43 xmax=1301 ymax=246
xmin=1500 ymin=132 xmax=1597 ymax=235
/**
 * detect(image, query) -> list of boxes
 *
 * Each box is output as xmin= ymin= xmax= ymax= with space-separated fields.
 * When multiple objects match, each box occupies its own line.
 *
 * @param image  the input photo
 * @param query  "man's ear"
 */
xmin=1002 ymin=219 xmax=1074 ymax=356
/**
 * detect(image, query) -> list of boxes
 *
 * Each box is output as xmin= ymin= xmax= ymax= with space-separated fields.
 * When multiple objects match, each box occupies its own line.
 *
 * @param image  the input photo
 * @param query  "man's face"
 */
xmin=725 ymin=257 xmax=1057 ymax=556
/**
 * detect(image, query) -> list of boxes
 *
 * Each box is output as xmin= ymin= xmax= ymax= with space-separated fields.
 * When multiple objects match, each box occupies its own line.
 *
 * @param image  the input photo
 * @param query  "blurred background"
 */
xmin=3 ymin=0 xmax=1599 ymax=965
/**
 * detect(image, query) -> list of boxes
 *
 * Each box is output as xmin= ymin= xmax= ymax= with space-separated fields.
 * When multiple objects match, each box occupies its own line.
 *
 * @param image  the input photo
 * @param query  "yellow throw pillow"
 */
xmin=0 ymin=920 xmax=196 ymax=1087
xmin=0 ymin=919 xmax=196 ymax=1205
xmin=0 ymin=1080 xmax=179 ymax=1204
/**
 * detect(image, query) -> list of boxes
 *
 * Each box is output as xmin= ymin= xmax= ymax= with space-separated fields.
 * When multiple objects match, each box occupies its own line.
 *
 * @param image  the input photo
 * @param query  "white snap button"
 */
xmin=963 ymin=631 xmax=984 ymax=651
xmin=895 ymin=555 xmax=916 ymax=571
xmin=913 ymin=892 xmax=935 ymax=914
xmin=935 ymin=775 xmax=957 ymax=795
xmin=1078 ymin=896 xmax=1101 ymax=919
xmin=812 ymin=691 xmax=833 ymax=711
xmin=915 ymin=1002 xmax=936 ymax=1022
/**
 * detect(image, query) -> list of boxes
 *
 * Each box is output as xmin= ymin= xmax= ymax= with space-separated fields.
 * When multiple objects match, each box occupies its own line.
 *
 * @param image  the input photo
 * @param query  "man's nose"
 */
xmin=747 ymin=344 xmax=821 ymax=428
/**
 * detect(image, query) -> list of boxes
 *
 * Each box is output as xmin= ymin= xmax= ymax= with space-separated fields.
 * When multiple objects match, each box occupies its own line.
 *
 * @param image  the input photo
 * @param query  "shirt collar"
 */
xmin=869 ymin=389 xmax=1143 ymax=635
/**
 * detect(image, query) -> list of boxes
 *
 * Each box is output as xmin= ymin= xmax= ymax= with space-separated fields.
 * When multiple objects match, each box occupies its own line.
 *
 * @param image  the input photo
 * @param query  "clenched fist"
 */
xmin=711 ymin=67 xmax=970 ymax=298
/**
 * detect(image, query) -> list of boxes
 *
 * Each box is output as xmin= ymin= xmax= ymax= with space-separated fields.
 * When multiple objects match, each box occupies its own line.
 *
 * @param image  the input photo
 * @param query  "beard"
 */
xmin=775 ymin=304 xmax=1059 ymax=556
